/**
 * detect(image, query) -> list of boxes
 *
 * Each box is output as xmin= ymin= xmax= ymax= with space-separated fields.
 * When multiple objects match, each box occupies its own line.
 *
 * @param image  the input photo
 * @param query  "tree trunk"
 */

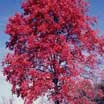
xmin=53 ymin=77 xmax=60 ymax=104
xmin=55 ymin=100 xmax=60 ymax=104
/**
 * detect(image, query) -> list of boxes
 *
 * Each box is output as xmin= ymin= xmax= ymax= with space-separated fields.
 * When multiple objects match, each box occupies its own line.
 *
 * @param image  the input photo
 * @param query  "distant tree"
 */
xmin=1 ymin=96 xmax=15 ymax=104
xmin=94 ymin=78 xmax=104 ymax=104
xmin=3 ymin=0 xmax=104 ymax=104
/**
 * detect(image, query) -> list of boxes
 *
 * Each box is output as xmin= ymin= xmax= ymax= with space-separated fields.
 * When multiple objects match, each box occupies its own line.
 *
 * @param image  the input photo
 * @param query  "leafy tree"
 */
xmin=3 ymin=0 xmax=104 ymax=104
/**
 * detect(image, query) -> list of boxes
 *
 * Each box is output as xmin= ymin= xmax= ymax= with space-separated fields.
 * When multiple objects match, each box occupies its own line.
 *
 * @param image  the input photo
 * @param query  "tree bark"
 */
xmin=53 ymin=77 xmax=60 ymax=104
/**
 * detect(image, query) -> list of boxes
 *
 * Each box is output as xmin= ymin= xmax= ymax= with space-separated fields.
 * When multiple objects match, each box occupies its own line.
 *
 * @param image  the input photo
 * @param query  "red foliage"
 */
xmin=3 ymin=0 xmax=104 ymax=104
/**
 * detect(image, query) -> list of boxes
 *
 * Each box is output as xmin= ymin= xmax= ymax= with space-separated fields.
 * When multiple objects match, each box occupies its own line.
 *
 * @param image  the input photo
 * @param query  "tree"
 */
xmin=3 ymin=0 xmax=104 ymax=104
xmin=1 ymin=96 xmax=15 ymax=104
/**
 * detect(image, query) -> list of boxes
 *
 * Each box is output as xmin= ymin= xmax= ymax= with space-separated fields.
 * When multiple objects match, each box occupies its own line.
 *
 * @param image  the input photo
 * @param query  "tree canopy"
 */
xmin=3 ymin=0 xmax=104 ymax=104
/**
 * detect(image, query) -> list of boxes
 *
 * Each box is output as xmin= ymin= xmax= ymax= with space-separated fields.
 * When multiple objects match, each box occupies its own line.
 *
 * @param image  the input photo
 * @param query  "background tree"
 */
xmin=1 ymin=96 xmax=15 ymax=104
xmin=3 ymin=0 xmax=104 ymax=104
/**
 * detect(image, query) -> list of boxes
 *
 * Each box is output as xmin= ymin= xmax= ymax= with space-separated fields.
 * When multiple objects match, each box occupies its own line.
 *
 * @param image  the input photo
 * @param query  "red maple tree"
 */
xmin=3 ymin=0 xmax=104 ymax=104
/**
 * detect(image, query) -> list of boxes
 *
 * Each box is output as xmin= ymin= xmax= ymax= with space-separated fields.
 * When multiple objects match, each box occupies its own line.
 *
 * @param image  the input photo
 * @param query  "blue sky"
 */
xmin=90 ymin=0 xmax=104 ymax=33
xmin=0 ymin=0 xmax=104 ymax=103
xmin=0 ymin=0 xmax=22 ymax=65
